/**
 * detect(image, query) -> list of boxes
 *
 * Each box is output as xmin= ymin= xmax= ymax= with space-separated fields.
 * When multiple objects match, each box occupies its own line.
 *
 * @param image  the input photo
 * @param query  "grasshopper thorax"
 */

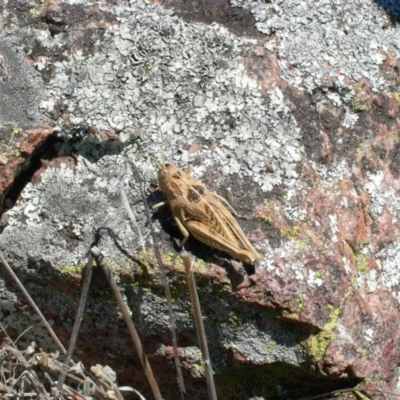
xmin=157 ymin=163 xmax=187 ymax=197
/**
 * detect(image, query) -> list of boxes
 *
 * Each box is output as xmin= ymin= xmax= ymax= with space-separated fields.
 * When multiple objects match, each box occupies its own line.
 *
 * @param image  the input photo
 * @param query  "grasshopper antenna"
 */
xmin=159 ymin=127 xmax=165 ymax=166
xmin=146 ymin=154 xmax=160 ymax=168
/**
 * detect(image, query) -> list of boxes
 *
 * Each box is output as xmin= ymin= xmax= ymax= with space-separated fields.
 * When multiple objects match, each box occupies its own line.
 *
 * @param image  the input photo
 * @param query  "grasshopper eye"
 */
xmin=173 ymin=172 xmax=182 ymax=179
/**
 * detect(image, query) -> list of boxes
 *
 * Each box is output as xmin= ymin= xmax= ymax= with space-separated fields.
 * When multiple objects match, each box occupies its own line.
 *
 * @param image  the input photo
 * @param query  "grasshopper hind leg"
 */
xmin=212 ymin=193 xmax=247 ymax=219
xmin=185 ymin=220 xmax=259 ymax=264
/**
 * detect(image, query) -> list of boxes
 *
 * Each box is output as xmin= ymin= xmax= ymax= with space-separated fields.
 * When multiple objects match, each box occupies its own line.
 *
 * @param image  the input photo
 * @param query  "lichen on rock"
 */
xmin=2 ymin=0 xmax=400 ymax=399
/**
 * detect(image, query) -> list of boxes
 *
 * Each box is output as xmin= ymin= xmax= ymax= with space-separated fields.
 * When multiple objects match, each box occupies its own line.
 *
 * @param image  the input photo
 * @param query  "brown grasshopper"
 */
xmin=152 ymin=162 xmax=262 ymax=264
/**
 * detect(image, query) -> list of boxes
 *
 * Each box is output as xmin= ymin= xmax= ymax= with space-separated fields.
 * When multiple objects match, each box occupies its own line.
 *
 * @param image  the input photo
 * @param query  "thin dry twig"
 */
xmin=0 ymin=347 xmax=50 ymax=400
xmin=33 ymin=347 xmax=122 ymax=399
xmin=22 ymin=371 xmax=50 ymax=400
xmin=181 ymin=254 xmax=217 ymax=400
xmin=55 ymin=253 xmax=94 ymax=398
xmin=14 ymin=327 xmax=34 ymax=345
xmin=90 ymin=246 xmax=163 ymax=400
xmin=91 ymin=364 xmax=124 ymax=400
xmin=0 ymin=252 xmax=66 ymax=355
xmin=0 ymin=326 xmax=145 ymax=400
xmin=119 ymin=386 xmax=147 ymax=400
xmin=129 ymin=160 xmax=187 ymax=400
xmin=301 ymin=387 xmax=400 ymax=400
xmin=119 ymin=177 xmax=146 ymax=254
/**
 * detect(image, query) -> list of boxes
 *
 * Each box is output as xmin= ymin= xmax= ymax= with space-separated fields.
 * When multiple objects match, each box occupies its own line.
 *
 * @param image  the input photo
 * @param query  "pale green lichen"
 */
xmin=280 ymin=224 xmax=310 ymax=249
xmin=10 ymin=126 xmax=20 ymax=137
xmin=360 ymin=348 xmax=368 ymax=359
xmin=259 ymin=215 xmax=272 ymax=223
xmin=296 ymin=293 xmax=304 ymax=311
xmin=393 ymin=92 xmax=400 ymax=106
xmin=226 ymin=311 xmax=238 ymax=324
xmin=356 ymin=253 xmax=368 ymax=274
xmin=350 ymin=94 xmax=368 ymax=112
xmin=268 ymin=340 xmax=277 ymax=353
xmin=163 ymin=252 xmax=184 ymax=272
xmin=283 ymin=293 xmax=305 ymax=320
xmin=307 ymin=304 xmax=340 ymax=361
xmin=193 ymin=360 xmax=204 ymax=374
xmin=280 ymin=225 xmax=301 ymax=240
xmin=306 ymin=290 xmax=352 ymax=361
xmin=57 ymin=262 xmax=86 ymax=275
xmin=314 ymin=269 xmax=323 ymax=279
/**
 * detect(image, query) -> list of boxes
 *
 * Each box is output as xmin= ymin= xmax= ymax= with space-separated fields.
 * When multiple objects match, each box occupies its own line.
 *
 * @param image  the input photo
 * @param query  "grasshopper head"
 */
xmin=157 ymin=163 xmax=185 ymax=195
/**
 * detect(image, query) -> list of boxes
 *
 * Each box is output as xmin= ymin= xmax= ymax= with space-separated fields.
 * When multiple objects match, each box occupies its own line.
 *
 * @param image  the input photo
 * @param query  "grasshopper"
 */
xmin=152 ymin=162 xmax=262 ymax=264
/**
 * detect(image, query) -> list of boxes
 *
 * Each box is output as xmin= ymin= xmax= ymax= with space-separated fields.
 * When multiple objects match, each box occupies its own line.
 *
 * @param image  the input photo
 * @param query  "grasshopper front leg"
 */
xmin=153 ymin=201 xmax=168 ymax=210
xmin=153 ymin=201 xmax=190 ymax=247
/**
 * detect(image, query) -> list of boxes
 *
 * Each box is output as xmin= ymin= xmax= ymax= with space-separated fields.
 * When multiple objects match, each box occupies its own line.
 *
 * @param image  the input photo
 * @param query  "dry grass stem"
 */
xmin=181 ymin=253 xmax=217 ymax=400
xmin=129 ymin=160 xmax=187 ymax=400
xmin=90 ymin=246 xmax=163 ymax=400
xmin=55 ymin=253 xmax=94 ymax=398
xmin=0 ymin=337 xmax=142 ymax=400
xmin=302 ymin=387 xmax=400 ymax=400
xmin=119 ymin=178 xmax=146 ymax=254
xmin=0 ymin=252 xmax=66 ymax=355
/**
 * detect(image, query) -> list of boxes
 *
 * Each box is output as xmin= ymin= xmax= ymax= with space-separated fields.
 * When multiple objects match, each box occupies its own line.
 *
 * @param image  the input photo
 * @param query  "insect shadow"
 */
xmin=372 ymin=0 xmax=400 ymax=23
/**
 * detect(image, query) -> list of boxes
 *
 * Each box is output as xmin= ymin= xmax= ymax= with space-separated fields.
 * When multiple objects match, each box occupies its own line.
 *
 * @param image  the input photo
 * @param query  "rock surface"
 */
xmin=1 ymin=0 xmax=400 ymax=399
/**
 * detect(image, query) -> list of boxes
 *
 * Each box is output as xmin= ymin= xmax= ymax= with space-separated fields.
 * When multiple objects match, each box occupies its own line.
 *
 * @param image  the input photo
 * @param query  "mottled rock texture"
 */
xmin=1 ymin=0 xmax=400 ymax=399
